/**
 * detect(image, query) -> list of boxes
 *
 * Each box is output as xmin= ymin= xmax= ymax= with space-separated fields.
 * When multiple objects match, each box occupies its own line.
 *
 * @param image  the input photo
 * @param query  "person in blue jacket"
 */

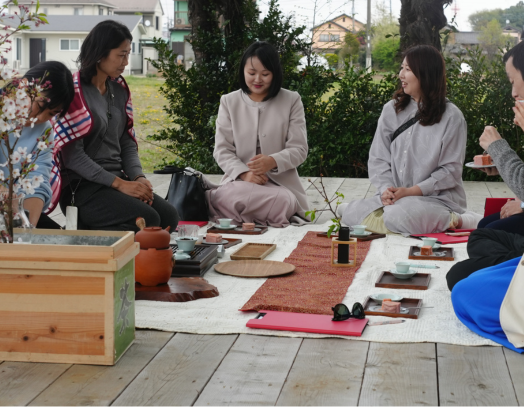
xmin=0 ymin=61 xmax=74 ymax=228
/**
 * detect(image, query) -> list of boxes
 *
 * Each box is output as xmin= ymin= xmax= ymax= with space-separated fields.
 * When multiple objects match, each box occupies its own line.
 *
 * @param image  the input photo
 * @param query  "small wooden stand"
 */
xmin=330 ymin=237 xmax=357 ymax=267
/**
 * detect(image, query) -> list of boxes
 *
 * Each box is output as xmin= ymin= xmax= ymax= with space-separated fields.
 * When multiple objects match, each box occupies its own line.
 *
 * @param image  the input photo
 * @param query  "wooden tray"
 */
xmin=207 ymin=226 xmax=268 ymax=235
xmin=375 ymin=271 xmax=431 ymax=290
xmin=230 ymin=243 xmax=276 ymax=260
xmin=363 ymin=296 xmax=422 ymax=319
xmin=135 ymin=277 xmax=219 ymax=302
xmin=316 ymin=232 xmax=386 ymax=242
xmin=214 ymin=260 xmax=295 ymax=277
xmin=408 ymin=246 xmax=454 ymax=261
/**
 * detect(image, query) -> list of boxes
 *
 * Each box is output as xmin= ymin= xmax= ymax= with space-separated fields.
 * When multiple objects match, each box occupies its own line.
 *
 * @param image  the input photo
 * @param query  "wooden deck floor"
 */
xmin=2 ymin=176 xmax=523 ymax=406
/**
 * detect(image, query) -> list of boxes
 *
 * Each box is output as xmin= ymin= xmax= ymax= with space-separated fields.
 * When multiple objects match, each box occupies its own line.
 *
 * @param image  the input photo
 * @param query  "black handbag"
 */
xmin=153 ymin=166 xmax=209 ymax=221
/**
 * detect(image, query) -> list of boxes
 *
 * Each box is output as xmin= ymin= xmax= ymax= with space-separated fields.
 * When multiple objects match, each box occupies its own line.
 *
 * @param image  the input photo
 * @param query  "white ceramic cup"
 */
xmin=218 ymin=218 xmax=232 ymax=228
xmin=352 ymin=225 xmax=367 ymax=235
xmin=395 ymin=261 xmax=411 ymax=273
xmin=422 ymin=237 xmax=438 ymax=247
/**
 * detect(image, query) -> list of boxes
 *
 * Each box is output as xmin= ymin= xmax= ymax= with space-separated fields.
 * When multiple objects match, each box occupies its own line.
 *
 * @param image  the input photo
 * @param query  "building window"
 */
xmin=16 ymin=38 xmax=21 ymax=61
xmin=60 ymin=39 xmax=80 ymax=51
xmin=138 ymin=43 xmax=142 ymax=53
xmin=328 ymin=24 xmax=331 ymax=28
xmin=343 ymin=17 xmax=345 ymax=22
xmin=73 ymin=7 xmax=83 ymax=15
xmin=156 ymin=16 xmax=159 ymax=30
xmin=319 ymin=34 xmax=340 ymax=42
xmin=99 ymin=7 xmax=104 ymax=15
xmin=43 ymin=7 xmax=48 ymax=14
xmin=132 ymin=42 xmax=136 ymax=53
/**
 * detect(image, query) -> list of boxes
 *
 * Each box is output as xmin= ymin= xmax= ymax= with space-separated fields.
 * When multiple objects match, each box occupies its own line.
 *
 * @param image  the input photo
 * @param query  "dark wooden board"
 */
xmin=408 ymin=245 xmax=455 ymax=261
xmin=316 ymin=232 xmax=386 ymax=242
xmin=135 ymin=277 xmax=219 ymax=302
xmin=170 ymin=244 xmax=218 ymax=277
xmin=222 ymin=238 xmax=242 ymax=249
xmin=375 ymin=271 xmax=431 ymax=290
xmin=207 ymin=226 xmax=268 ymax=235
xmin=363 ymin=296 xmax=422 ymax=319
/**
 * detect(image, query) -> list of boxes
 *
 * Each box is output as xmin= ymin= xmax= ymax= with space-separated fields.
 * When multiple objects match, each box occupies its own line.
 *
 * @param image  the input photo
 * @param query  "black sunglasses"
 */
xmin=332 ymin=302 xmax=365 ymax=321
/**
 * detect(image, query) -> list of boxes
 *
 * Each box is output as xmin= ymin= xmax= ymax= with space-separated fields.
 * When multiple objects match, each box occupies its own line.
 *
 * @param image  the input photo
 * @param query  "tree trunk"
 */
xmin=399 ymin=0 xmax=452 ymax=52
xmin=187 ymin=0 xmax=217 ymax=65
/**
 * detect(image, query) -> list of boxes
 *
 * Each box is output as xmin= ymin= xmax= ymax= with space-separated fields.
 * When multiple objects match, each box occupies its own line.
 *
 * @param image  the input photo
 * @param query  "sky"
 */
xmin=159 ymin=0 xmax=524 ymax=33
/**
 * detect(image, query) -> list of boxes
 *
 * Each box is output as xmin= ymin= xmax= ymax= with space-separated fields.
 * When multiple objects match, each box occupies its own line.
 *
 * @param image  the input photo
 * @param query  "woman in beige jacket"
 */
xmin=207 ymin=41 xmax=309 ymax=227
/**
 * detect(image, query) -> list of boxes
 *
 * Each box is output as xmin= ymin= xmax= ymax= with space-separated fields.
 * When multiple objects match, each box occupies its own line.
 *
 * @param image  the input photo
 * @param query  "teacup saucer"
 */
xmin=350 ymin=231 xmax=372 ymax=237
xmin=390 ymin=268 xmax=418 ymax=279
xmin=174 ymin=253 xmax=191 ymax=260
xmin=369 ymin=305 xmax=409 ymax=314
xmin=203 ymin=238 xmax=228 ymax=245
xmin=417 ymin=243 xmax=441 ymax=249
xmin=214 ymin=224 xmax=237 ymax=230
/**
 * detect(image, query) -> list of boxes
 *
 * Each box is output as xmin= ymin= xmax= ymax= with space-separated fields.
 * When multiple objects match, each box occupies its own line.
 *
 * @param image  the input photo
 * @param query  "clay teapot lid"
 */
xmin=135 ymin=226 xmax=171 ymax=250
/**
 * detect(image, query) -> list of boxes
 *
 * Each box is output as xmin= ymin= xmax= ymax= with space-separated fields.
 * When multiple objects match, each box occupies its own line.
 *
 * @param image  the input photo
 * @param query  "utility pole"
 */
xmin=366 ymin=0 xmax=371 ymax=71
xmin=352 ymin=0 xmax=355 ymax=32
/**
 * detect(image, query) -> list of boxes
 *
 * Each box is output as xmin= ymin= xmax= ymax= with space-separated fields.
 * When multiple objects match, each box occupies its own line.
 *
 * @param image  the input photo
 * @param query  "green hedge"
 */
xmin=152 ymin=36 xmax=521 ymax=180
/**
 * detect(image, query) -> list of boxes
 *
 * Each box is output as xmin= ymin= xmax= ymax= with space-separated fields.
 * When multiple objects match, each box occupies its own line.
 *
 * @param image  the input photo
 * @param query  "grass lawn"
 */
xmin=125 ymin=76 xmax=177 ymax=173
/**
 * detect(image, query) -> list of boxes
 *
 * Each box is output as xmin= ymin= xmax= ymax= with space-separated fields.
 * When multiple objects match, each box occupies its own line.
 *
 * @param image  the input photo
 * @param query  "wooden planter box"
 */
xmin=0 ymin=229 xmax=140 ymax=365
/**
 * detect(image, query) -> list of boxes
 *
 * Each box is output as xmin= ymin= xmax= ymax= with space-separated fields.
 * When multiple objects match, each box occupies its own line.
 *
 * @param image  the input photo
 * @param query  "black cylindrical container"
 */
xmin=337 ymin=226 xmax=350 ymax=264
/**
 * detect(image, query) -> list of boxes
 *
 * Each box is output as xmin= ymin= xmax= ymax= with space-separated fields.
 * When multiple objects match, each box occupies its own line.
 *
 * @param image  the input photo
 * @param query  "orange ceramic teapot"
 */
xmin=135 ymin=226 xmax=171 ymax=250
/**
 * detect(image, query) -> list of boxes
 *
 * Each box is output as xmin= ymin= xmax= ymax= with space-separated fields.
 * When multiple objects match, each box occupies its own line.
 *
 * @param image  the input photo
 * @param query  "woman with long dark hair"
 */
xmin=49 ymin=20 xmax=179 ymax=231
xmin=207 ymin=41 xmax=309 ymax=227
xmin=340 ymin=44 xmax=477 ymax=234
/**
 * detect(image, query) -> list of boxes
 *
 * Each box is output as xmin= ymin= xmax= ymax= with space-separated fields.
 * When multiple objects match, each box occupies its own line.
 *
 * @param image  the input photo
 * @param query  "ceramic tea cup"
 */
xmin=421 ymin=237 xmax=438 ymax=247
xmin=394 ymin=261 xmax=411 ymax=273
xmin=352 ymin=225 xmax=367 ymax=235
xmin=176 ymin=237 xmax=197 ymax=252
xmin=218 ymin=218 xmax=232 ymax=228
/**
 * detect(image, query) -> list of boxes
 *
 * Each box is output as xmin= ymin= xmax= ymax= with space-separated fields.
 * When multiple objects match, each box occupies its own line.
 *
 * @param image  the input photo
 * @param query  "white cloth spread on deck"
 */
xmin=135 ymin=222 xmax=498 ymax=347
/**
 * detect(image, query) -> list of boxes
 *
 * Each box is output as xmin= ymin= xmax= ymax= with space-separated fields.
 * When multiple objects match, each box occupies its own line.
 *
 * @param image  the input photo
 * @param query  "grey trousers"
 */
xmin=59 ymin=179 xmax=179 ymax=232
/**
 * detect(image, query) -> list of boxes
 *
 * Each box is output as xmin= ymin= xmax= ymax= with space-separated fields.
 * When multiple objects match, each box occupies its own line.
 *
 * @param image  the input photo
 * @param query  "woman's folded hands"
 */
xmin=239 ymin=171 xmax=268 ymax=185
xmin=111 ymin=177 xmax=154 ymax=204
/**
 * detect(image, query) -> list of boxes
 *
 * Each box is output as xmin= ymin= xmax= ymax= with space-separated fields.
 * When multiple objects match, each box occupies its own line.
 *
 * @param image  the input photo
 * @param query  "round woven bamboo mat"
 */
xmin=214 ymin=260 xmax=295 ymax=278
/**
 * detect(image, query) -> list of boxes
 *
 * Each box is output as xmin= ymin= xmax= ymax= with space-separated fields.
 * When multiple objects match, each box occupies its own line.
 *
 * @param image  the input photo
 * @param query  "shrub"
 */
xmin=446 ymin=45 xmax=519 ymax=181
xmin=297 ymin=68 xmax=397 ymax=177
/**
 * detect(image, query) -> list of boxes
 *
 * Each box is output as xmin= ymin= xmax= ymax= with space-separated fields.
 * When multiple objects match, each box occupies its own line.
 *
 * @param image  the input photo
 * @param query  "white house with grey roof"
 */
xmin=1 ymin=0 xmax=165 ymax=74
xmin=0 ymin=14 xmax=144 ymax=74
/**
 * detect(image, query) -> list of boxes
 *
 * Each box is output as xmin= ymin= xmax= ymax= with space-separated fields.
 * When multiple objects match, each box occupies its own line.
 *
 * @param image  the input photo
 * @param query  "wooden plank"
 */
xmin=0 ymin=361 xmax=71 ymax=406
xmin=462 ymin=181 xmax=491 ymax=215
xmin=277 ymin=338 xmax=369 ymax=406
xmin=0 ymin=294 xmax=105 ymax=313
xmin=359 ymin=343 xmax=437 ymax=406
xmin=300 ymin=176 xmax=316 ymax=191
xmin=438 ymin=344 xmax=517 ymax=406
xmin=365 ymin=184 xmax=377 ymax=199
xmin=485 ymin=181 xmax=514 ymax=198
xmin=113 ymin=333 xmax=237 ymax=406
xmin=0 ymin=310 xmax=105 ymax=356
xmin=503 ymin=348 xmax=524 ymax=405
xmin=0 ymin=274 xmax=105 ymax=295
xmin=194 ymin=334 xmax=302 ymax=406
xmin=29 ymin=330 xmax=173 ymax=406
